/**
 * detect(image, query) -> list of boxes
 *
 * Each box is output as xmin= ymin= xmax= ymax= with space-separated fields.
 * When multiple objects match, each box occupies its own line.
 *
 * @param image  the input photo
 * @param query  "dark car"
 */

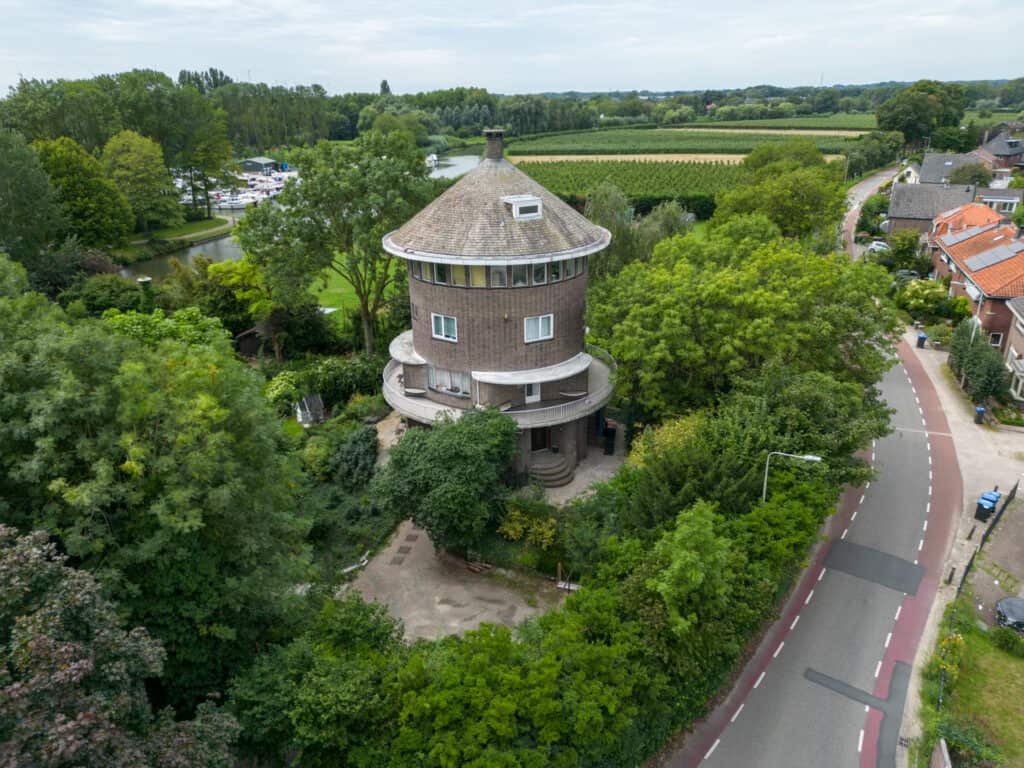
xmin=996 ymin=596 xmax=1024 ymax=633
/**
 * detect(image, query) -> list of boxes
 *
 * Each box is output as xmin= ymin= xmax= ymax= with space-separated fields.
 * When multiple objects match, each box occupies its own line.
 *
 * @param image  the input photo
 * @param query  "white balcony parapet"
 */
xmin=472 ymin=352 xmax=591 ymax=385
xmin=382 ymin=347 xmax=615 ymax=429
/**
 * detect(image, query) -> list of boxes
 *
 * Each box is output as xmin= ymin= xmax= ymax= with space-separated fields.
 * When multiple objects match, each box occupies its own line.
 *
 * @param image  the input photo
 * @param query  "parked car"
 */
xmin=996 ymin=596 xmax=1024 ymax=633
xmin=894 ymin=269 xmax=921 ymax=283
xmin=868 ymin=240 xmax=890 ymax=253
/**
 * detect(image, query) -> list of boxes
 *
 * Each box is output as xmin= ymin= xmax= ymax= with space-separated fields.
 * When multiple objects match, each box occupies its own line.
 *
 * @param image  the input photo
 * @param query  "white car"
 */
xmin=867 ymin=240 xmax=890 ymax=253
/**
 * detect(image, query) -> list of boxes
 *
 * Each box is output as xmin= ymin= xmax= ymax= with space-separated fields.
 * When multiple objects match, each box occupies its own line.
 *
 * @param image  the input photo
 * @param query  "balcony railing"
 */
xmin=382 ymin=346 xmax=616 ymax=429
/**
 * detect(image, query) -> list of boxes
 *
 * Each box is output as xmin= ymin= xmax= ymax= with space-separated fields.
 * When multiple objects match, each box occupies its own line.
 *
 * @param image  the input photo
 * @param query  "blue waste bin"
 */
xmin=982 ymin=491 xmax=1002 ymax=505
xmin=917 ymin=333 xmax=928 ymax=349
xmin=975 ymin=406 xmax=986 ymax=424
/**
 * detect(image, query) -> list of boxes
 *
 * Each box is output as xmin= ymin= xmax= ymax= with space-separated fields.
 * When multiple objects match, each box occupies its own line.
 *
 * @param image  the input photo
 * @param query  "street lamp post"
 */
xmin=762 ymin=451 xmax=823 ymax=503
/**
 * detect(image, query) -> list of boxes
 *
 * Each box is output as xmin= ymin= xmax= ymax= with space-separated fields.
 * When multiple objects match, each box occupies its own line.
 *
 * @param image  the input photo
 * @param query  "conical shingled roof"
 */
xmin=382 ymin=157 xmax=610 ymax=262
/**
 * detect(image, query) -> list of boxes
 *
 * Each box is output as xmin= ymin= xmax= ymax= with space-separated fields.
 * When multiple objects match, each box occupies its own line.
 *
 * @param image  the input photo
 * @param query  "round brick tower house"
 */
xmin=381 ymin=129 xmax=615 ymax=486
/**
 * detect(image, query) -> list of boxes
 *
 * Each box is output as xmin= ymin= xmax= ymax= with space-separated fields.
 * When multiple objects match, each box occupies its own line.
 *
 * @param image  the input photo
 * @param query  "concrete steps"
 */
xmin=529 ymin=453 xmax=574 ymax=488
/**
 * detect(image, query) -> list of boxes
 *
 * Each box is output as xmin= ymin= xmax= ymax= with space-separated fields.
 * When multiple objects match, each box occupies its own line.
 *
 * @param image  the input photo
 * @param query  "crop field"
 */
xmin=518 ymin=159 xmax=745 ymax=218
xmin=507 ymin=128 xmax=858 ymax=156
xmin=692 ymin=113 xmax=878 ymax=130
xmin=671 ymin=126 xmax=866 ymax=137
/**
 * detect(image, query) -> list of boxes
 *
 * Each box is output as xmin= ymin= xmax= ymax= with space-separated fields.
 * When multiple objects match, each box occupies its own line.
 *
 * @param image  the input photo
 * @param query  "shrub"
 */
xmin=265 ymin=370 xmax=304 ymax=416
xmin=308 ymin=354 xmax=385 ymax=411
xmin=991 ymin=625 xmax=1024 ymax=657
xmin=498 ymin=492 xmax=560 ymax=550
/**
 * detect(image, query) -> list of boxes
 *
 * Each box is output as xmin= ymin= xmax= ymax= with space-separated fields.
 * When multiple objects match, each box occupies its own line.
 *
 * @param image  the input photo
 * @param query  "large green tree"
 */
xmin=876 ymin=80 xmax=966 ymax=145
xmin=34 ymin=136 xmax=133 ymax=246
xmin=0 ymin=526 xmax=240 ymax=767
xmin=587 ymin=216 xmax=900 ymax=418
xmin=236 ymin=131 xmax=433 ymax=353
xmin=0 ymin=264 xmax=311 ymax=709
xmin=0 ymin=128 xmax=64 ymax=267
xmin=102 ymin=129 xmax=183 ymax=232
xmin=372 ymin=408 xmax=519 ymax=553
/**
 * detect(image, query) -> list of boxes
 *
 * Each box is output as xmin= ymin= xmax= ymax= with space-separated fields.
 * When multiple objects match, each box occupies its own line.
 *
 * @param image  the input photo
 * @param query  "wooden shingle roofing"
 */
xmin=382 ymin=158 xmax=610 ymax=263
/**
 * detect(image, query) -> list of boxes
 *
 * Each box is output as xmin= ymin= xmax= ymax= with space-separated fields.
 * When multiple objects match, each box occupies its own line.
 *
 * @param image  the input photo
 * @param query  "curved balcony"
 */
xmin=382 ymin=344 xmax=616 ymax=429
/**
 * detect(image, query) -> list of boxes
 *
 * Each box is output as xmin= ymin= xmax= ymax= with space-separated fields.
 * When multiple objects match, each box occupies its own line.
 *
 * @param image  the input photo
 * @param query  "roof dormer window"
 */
xmin=503 ymin=195 xmax=543 ymax=221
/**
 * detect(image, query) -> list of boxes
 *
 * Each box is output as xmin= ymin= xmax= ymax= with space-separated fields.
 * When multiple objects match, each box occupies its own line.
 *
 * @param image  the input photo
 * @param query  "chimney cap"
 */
xmin=483 ymin=127 xmax=505 ymax=160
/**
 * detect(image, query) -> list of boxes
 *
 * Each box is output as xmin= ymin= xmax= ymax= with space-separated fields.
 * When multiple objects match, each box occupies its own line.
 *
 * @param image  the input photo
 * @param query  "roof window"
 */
xmin=503 ymin=195 xmax=543 ymax=221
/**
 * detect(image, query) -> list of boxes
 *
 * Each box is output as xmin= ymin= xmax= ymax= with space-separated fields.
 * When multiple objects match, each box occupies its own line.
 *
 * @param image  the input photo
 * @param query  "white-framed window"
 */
xmin=550 ymin=261 xmax=562 ymax=282
xmin=532 ymin=263 xmax=546 ymax=285
xmin=989 ymin=332 xmax=1003 ymax=347
xmin=524 ymin=313 xmax=553 ymax=343
xmin=525 ymin=382 xmax=541 ymax=404
xmin=428 ymin=366 xmax=471 ymax=397
xmin=564 ymin=259 xmax=575 ymax=279
xmin=489 ymin=266 xmax=507 ymax=288
xmin=434 ymin=263 xmax=450 ymax=284
xmin=512 ymin=264 xmax=529 ymax=287
xmin=411 ymin=261 xmax=422 ymax=280
xmin=431 ymin=313 xmax=457 ymax=342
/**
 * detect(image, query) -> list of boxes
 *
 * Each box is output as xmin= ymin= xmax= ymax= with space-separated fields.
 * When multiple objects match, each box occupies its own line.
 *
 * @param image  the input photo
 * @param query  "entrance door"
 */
xmin=531 ymin=427 xmax=550 ymax=452
xmin=525 ymin=382 xmax=541 ymax=404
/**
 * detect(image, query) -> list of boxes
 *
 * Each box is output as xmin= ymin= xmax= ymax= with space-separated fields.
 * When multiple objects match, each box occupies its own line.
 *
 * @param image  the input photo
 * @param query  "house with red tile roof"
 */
xmin=928 ymin=203 xmax=1024 ymax=351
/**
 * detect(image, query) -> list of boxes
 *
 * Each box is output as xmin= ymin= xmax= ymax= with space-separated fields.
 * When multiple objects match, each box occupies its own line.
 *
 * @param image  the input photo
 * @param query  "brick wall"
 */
xmin=408 ymin=270 xmax=587 ymax=372
xmin=890 ymin=217 xmax=933 ymax=235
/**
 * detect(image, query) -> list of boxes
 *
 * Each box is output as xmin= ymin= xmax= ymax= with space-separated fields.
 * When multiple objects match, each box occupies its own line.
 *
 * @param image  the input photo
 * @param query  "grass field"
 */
xmin=314 ymin=269 xmax=358 ymax=309
xmin=149 ymin=217 xmax=231 ymax=240
xmin=507 ymin=128 xmax=858 ymax=156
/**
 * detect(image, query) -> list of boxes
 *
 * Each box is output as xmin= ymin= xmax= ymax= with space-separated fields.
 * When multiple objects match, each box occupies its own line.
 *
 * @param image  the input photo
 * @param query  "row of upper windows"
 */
xmin=411 ymin=257 xmax=586 ymax=288
xmin=431 ymin=312 xmax=554 ymax=344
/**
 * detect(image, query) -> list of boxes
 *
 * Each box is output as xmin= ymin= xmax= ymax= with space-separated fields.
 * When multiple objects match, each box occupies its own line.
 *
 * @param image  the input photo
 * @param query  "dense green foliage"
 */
xmin=876 ymin=80 xmax=966 ymax=145
xmin=587 ymin=215 xmax=899 ymax=418
xmin=520 ymin=159 xmax=742 ymax=218
xmin=507 ymin=128 xmax=857 ymax=155
xmin=0 ymin=128 xmax=64 ymax=269
xmin=0 ymin=526 xmax=240 ymax=766
xmin=101 ymin=129 xmax=183 ymax=232
xmin=373 ymin=409 xmax=520 ymax=553
xmin=33 ymin=136 xmax=134 ymax=247
xmin=0 ymin=262 xmax=312 ymax=710
xmin=949 ymin=319 xmax=1011 ymax=403
xmin=699 ymin=113 xmax=878 ymax=129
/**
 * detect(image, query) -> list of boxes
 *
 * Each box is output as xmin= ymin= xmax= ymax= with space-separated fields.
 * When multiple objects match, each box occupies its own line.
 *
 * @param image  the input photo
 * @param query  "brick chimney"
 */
xmin=484 ymin=128 xmax=505 ymax=160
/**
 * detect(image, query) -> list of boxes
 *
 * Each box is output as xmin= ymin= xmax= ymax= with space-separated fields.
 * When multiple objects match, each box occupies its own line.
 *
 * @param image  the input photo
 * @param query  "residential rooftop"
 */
xmin=889 ymin=183 xmax=976 ymax=220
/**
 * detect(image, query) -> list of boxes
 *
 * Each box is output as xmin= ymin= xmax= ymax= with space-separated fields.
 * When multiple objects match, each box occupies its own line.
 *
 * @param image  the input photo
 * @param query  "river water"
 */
xmin=121 ymin=150 xmax=483 ymax=281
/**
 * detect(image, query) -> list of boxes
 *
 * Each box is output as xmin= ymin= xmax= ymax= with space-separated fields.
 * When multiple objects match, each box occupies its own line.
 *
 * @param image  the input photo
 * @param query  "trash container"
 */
xmin=982 ymin=491 xmax=1002 ymax=506
xmin=975 ymin=498 xmax=995 ymax=522
xmin=917 ymin=333 xmax=927 ymax=349
xmin=974 ymin=406 xmax=986 ymax=424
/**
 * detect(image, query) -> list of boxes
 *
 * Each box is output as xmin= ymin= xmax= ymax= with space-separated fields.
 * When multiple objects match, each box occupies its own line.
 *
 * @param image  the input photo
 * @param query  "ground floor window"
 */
xmin=428 ymin=366 xmax=471 ymax=397
xmin=1012 ymin=374 xmax=1024 ymax=400
xmin=989 ymin=332 xmax=1003 ymax=347
xmin=525 ymin=382 xmax=541 ymax=403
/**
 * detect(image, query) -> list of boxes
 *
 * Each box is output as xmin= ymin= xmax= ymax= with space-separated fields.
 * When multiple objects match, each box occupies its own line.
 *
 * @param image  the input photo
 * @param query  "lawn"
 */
xmin=314 ymin=269 xmax=358 ymax=310
xmin=148 ymin=217 xmax=230 ymax=239
xmin=950 ymin=625 xmax=1024 ymax=766
xmin=507 ymin=128 xmax=858 ymax=156
xmin=693 ymin=113 xmax=878 ymax=130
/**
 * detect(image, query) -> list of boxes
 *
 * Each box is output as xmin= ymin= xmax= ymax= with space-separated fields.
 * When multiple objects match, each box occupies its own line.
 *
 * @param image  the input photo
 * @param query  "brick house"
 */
xmin=980 ymin=131 xmax=1024 ymax=170
xmin=1004 ymin=298 xmax=1024 ymax=401
xmin=888 ymin=183 xmax=976 ymax=235
xmin=381 ymin=129 xmax=615 ymax=486
xmin=928 ymin=204 xmax=1024 ymax=351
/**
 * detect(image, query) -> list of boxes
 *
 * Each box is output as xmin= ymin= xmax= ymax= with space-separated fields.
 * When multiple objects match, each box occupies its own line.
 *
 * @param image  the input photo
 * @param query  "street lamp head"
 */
xmin=801 ymin=454 xmax=823 ymax=462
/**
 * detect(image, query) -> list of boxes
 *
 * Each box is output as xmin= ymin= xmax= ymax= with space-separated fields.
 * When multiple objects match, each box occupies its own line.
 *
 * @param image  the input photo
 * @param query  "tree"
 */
xmin=379 ymin=79 xmax=391 ymax=96
xmin=0 ymin=526 xmax=240 ymax=767
xmin=874 ymin=229 xmax=931 ymax=275
xmin=236 ymin=131 xmax=433 ymax=353
xmin=877 ymin=80 xmax=966 ymax=145
xmin=0 ymin=285 xmax=311 ymax=709
xmin=0 ymin=128 xmax=65 ymax=268
xmin=646 ymin=502 xmax=736 ymax=637
xmin=587 ymin=217 xmax=900 ymax=417
xmin=949 ymin=319 xmax=1010 ymax=402
xmin=1001 ymin=78 xmax=1024 ymax=110
xmin=713 ymin=165 xmax=846 ymax=243
xmin=372 ymin=408 xmax=519 ymax=553
xmin=33 ymin=136 xmax=133 ymax=246
xmin=948 ymin=162 xmax=993 ymax=187
xmin=102 ymin=129 xmax=183 ymax=232
xmin=169 ymin=88 xmax=234 ymax=219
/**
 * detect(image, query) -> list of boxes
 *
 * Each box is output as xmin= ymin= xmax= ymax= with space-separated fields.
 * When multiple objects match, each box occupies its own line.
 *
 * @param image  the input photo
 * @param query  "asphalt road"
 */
xmin=666 ymin=348 xmax=959 ymax=768
xmin=843 ymin=166 xmax=901 ymax=259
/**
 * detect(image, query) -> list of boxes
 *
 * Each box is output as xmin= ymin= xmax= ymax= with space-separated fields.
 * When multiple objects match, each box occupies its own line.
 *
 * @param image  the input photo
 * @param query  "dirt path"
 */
xmin=668 ymin=127 xmax=868 ymax=137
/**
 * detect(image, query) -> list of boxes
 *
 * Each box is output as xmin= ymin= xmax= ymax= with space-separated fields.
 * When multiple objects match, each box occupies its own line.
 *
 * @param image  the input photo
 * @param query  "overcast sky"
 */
xmin=2 ymin=0 xmax=1021 ymax=94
